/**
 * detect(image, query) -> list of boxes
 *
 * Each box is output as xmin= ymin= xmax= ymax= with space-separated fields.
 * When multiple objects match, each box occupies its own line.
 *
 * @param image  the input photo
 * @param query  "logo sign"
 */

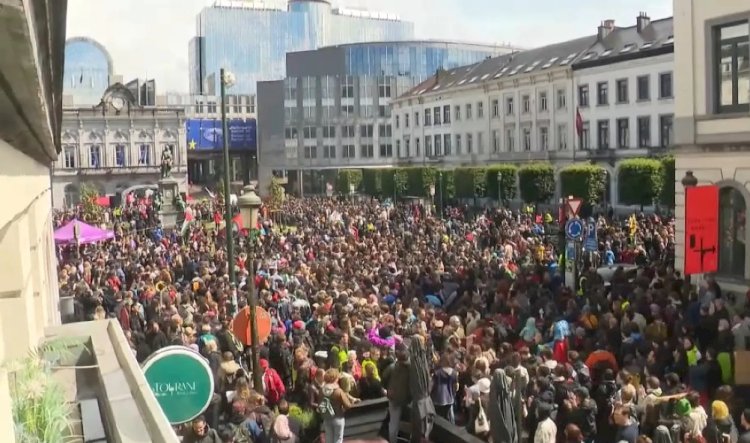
xmin=565 ymin=219 xmax=583 ymax=241
xmin=565 ymin=241 xmax=576 ymax=272
xmin=685 ymin=185 xmax=719 ymax=274
xmin=231 ymin=306 xmax=273 ymax=346
xmin=142 ymin=346 xmax=214 ymax=424
xmin=186 ymin=118 xmax=257 ymax=151
xmin=566 ymin=198 xmax=583 ymax=216
xmin=584 ymin=220 xmax=598 ymax=252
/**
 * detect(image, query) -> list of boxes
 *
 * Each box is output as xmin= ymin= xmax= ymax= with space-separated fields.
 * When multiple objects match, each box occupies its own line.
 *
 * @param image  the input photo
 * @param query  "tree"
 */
xmin=560 ymin=163 xmax=607 ymax=204
xmin=439 ymin=170 xmax=455 ymax=201
xmin=80 ymin=183 xmax=103 ymax=222
xmin=660 ymin=155 xmax=675 ymax=207
xmin=486 ymin=165 xmax=518 ymax=203
xmin=618 ymin=158 xmax=664 ymax=208
xmin=335 ymin=169 xmax=362 ymax=195
xmin=518 ymin=163 xmax=555 ymax=203
xmin=267 ymin=177 xmax=285 ymax=210
xmin=393 ymin=168 xmax=408 ymax=197
xmin=472 ymin=167 xmax=487 ymax=199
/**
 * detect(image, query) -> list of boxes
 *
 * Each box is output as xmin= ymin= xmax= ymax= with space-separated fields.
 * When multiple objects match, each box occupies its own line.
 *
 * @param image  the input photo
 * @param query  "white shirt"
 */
xmin=534 ymin=417 xmax=557 ymax=443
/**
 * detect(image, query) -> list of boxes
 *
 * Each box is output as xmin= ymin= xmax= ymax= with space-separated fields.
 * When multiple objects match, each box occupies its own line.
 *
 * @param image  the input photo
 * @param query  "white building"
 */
xmin=52 ymin=83 xmax=188 ymax=208
xmin=674 ymin=0 xmax=750 ymax=292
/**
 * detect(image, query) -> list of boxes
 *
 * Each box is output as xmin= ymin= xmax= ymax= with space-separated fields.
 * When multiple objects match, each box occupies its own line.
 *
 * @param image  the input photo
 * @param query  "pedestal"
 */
xmin=157 ymin=177 xmax=181 ymax=229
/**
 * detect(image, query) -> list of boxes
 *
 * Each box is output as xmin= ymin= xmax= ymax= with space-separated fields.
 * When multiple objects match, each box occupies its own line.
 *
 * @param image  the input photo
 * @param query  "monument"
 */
xmin=157 ymin=148 xmax=182 ymax=229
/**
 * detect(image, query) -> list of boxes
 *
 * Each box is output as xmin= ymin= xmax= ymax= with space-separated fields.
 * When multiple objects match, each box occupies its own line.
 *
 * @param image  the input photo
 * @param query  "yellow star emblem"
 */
xmin=188 ymin=139 xmax=197 ymax=150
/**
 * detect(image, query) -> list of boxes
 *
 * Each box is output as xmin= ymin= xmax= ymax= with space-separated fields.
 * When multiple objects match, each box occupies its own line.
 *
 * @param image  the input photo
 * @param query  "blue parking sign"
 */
xmin=584 ymin=221 xmax=598 ymax=252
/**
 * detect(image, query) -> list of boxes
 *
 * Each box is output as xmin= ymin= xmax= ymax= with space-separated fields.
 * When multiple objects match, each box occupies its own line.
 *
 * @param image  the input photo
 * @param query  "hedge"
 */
xmin=518 ymin=163 xmax=555 ymax=203
xmin=486 ymin=164 xmax=518 ymax=202
xmin=362 ymin=169 xmax=382 ymax=196
xmin=454 ymin=168 xmax=475 ymax=199
xmin=660 ymin=155 xmax=675 ymax=206
xmin=560 ymin=163 xmax=606 ymax=204
xmin=618 ymin=158 xmax=664 ymax=207
xmin=335 ymin=169 xmax=362 ymax=194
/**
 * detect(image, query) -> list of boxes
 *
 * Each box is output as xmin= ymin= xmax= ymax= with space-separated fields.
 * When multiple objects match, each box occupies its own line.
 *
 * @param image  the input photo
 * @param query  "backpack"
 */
xmin=230 ymin=423 xmax=253 ymax=443
xmin=317 ymin=385 xmax=337 ymax=418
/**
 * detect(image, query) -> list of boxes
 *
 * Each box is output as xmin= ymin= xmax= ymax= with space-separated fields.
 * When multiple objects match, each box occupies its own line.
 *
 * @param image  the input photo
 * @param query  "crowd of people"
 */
xmin=55 ymin=192 xmax=750 ymax=443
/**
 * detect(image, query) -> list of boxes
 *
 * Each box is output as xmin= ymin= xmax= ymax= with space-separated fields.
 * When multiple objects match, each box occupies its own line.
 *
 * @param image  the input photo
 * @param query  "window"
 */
xmin=581 ymin=122 xmax=590 ymax=149
xmin=414 ymin=112 xmax=419 ymax=127
xmin=539 ymin=92 xmax=548 ymax=112
xmin=425 ymin=136 xmax=433 ymax=156
xmin=455 ymin=134 xmax=462 ymax=154
xmin=616 ymin=79 xmax=629 ymax=103
xmin=556 ymin=88 xmax=567 ymax=109
xmin=323 ymin=145 xmax=336 ymax=159
xmin=597 ymin=82 xmax=609 ymax=105
xmin=138 ymin=144 xmax=151 ymax=165
xmin=466 ymin=103 xmax=473 ymax=119
xmin=506 ymin=97 xmax=514 ymax=115
xmin=63 ymin=146 xmax=76 ymax=168
xmin=476 ymin=132 xmax=483 ymax=153
xmin=378 ymin=76 xmax=391 ymax=98
xmin=360 ymin=105 xmax=374 ymax=118
xmin=88 ymin=145 xmax=101 ymax=168
xmin=659 ymin=114 xmax=674 ymax=147
xmin=378 ymin=105 xmax=390 ymax=118
xmin=617 ymin=118 xmax=629 ymax=148
xmin=637 ymin=116 xmax=651 ymax=147
xmin=395 ymin=115 xmax=400 ymax=129
xmin=284 ymin=78 xmax=297 ymax=101
xmin=341 ymin=75 xmax=354 ymax=98
xmin=443 ymin=105 xmax=451 ymax=124
xmin=522 ymin=95 xmax=530 ymax=113
xmin=360 ymin=144 xmax=374 ymax=158
xmin=466 ymin=133 xmax=473 ymax=153
xmin=342 ymin=125 xmax=355 ymax=138
xmin=539 ymin=126 xmax=549 ymax=150
xmin=304 ymin=146 xmax=317 ymax=159
xmin=522 ymin=127 xmax=531 ymax=151
xmin=322 ymin=105 xmax=336 ymax=120
xmin=396 ymin=140 xmax=401 ymax=157
xmin=379 ymin=144 xmax=393 ymax=158
xmin=322 ymin=126 xmax=335 ymax=138
xmin=492 ymin=99 xmax=499 ymax=117
xmin=378 ymin=124 xmax=392 ymax=138
xmin=659 ymin=72 xmax=673 ymax=99
xmin=434 ymin=107 xmax=441 ymax=125
xmin=285 ymin=127 xmax=298 ymax=139
xmin=114 ymin=144 xmax=126 ymax=167
xmin=597 ymin=120 xmax=610 ymax=149
xmin=506 ymin=127 xmax=516 ymax=151
xmin=303 ymin=104 xmax=316 ymax=120
xmin=405 ymin=113 xmax=410 ymax=128
xmin=303 ymin=127 xmax=317 ymax=139
xmin=360 ymin=125 xmax=373 ymax=138
xmin=302 ymin=77 xmax=316 ymax=100
xmin=321 ymin=76 xmax=335 ymax=99
xmin=435 ymin=135 xmax=442 ymax=156
xmin=424 ymin=110 xmax=431 ymax=126
xmin=557 ymin=124 xmax=568 ymax=150
xmin=637 ymin=75 xmax=650 ymax=100
xmin=578 ymin=85 xmax=590 ymax=107
xmin=477 ymin=102 xmax=484 ymax=118
xmin=714 ymin=21 xmax=750 ymax=113
xmin=454 ymin=105 xmax=461 ymax=121
xmin=492 ymin=130 xmax=500 ymax=153
xmin=342 ymin=145 xmax=355 ymax=158
xmin=406 ymin=137 xmax=412 ymax=157
xmin=719 ymin=187 xmax=747 ymax=277
xmin=341 ymin=105 xmax=354 ymax=117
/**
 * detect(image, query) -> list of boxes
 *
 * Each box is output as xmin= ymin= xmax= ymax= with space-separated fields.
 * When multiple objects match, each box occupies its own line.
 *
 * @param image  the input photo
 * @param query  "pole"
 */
xmin=247 ymin=247 xmax=262 ymax=392
xmin=438 ymin=172 xmax=443 ymax=216
xmin=221 ymin=68 xmax=236 ymax=287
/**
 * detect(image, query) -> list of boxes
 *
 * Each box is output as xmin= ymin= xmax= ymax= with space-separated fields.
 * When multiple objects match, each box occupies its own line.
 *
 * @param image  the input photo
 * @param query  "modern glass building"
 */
xmin=257 ymin=40 xmax=518 ymax=194
xmin=63 ymin=37 xmax=113 ymax=106
xmin=189 ymin=0 xmax=414 ymax=96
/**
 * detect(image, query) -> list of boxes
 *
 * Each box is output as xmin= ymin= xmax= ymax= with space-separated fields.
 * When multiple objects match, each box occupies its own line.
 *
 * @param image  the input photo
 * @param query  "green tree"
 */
xmin=393 ymin=168 xmax=408 ymax=197
xmin=335 ymin=169 xmax=362 ymax=195
xmin=560 ymin=163 xmax=607 ymax=204
xmin=267 ymin=176 xmax=285 ymax=210
xmin=80 ymin=183 xmax=102 ymax=222
xmin=439 ymin=170 xmax=455 ymax=200
xmin=618 ymin=158 xmax=664 ymax=208
xmin=486 ymin=165 xmax=518 ymax=203
xmin=518 ymin=163 xmax=555 ymax=203
xmin=660 ymin=155 xmax=675 ymax=207
xmin=472 ymin=167 xmax=487 ymax=198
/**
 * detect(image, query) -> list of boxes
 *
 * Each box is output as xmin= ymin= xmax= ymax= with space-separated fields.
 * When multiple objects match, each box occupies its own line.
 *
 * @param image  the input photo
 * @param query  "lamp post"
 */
xmin=429 ymin=184 xmax=436 ymax=215
xmin=237 ymin=183 xmax=263 ymax=392
xmin=221 ymin=68 xmax=237 ymax=287
xmin=497 ymin=171 xmax=503 ymax=207
xmin=681 ymin=170 xmax=698 ymax=298
xmin=438 ymin=171 xmax=444 ymax=216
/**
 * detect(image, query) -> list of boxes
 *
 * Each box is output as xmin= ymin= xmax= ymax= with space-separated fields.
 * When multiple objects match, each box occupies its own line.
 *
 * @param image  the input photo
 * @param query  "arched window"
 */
xmin=718 ymin=186 xmax=746 ymax=277
xmin=64 ymin=184 xmax=80 ymax=208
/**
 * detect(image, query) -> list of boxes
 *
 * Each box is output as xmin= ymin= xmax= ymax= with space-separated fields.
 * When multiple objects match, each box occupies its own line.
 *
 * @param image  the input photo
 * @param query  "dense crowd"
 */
xmin=55 ymin=193 xmax=750 ymax=443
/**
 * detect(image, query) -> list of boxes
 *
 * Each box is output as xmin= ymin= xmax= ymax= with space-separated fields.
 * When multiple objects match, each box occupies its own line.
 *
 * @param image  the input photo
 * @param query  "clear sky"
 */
xmin=66 ymin=0 xmax=672 ymax=93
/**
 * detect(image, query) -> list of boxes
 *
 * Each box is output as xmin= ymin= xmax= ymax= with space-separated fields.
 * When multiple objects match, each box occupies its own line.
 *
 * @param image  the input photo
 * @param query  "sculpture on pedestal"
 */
xmin=160 ymin=148 xmax=173 ymax=179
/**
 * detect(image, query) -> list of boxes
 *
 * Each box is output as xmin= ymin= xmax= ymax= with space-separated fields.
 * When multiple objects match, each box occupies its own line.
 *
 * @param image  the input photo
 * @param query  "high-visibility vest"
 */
xmin=577 ymin=276 xmax=587 ymax=296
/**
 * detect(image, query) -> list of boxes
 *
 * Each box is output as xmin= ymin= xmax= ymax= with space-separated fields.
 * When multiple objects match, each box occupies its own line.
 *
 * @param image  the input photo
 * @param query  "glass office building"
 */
xmin=63 ymin=37 xmax=113 ymax=106
xmin=189 ymin=0 xmax=414 ymax=95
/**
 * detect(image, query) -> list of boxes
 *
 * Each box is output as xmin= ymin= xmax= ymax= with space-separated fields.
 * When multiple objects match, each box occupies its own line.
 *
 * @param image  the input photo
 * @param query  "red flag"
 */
xmin=575 ymin=107 xmax=584 ymax=138
xmin=349 ymin=226 xmax=359 ymax=240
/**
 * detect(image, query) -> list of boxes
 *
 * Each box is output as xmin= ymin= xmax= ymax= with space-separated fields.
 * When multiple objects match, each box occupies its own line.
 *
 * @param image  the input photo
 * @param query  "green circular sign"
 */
xmin=142 ymin=346 xmax=214 ymax=424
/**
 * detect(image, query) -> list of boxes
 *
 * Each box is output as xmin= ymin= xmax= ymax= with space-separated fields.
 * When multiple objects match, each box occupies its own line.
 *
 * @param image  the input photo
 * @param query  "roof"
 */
xmin=572 ymin=17 xmax=673 ymax=69
xmin=401 ymin=34 xmax=598 ymax=98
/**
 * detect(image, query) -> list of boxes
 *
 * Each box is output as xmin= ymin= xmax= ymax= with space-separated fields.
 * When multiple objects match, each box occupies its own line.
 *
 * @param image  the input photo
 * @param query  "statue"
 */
xmin=174 ymin=194 xmax=186 ymax=212
xmin=160 ymin=148 xmax=173 ymax=179
xmin=153 ymin=192 xmax=162 ymax=212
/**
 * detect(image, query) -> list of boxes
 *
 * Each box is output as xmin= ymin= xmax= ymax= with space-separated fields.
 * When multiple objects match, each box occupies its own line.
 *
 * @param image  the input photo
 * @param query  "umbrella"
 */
xmin=408 ymin=336 xmax=435 ymax=441
xmin=488 ymin=369 xmax=519 ymax=443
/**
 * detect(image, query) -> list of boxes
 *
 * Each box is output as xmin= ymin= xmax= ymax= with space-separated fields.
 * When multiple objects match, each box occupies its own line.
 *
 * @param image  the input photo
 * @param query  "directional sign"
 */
xmin=567 ymin=198 xmax=583 ymax=216
xmin=565 ymin=219 xmax=584 ymax=241
xmin=584 ymin=220 xmax=598 ymax=252
xmin=685 ymin=185 xmax=719 ymax=274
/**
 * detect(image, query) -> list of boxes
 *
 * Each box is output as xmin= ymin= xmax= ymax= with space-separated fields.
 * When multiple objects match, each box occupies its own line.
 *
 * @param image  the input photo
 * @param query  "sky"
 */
xmin=66 ymin=0 xmax=672 ymax=93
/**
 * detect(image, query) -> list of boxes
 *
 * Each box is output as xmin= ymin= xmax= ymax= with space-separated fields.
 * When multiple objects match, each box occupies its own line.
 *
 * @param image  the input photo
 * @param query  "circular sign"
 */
xmin=142 ymin=346 xmax=214 ymax=424
xmin=565 ymin=219 xmax=584 ymax=241
xmin=231 ymin=306 xmax=272 ymax=346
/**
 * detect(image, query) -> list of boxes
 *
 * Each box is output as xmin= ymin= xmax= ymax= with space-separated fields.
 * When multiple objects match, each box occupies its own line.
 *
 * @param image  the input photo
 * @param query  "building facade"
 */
xmin=190 ymin=0 xmax=414 ymax=95
xmin=63 ymin=37 xmax=115 ymax=106
xmin=52 ymin=83 xmax=188 ymax=208
xmin=257 ymin=40 xmax=517 ymax=194
xmin=673 ymin=0 xmax=750 ymax=291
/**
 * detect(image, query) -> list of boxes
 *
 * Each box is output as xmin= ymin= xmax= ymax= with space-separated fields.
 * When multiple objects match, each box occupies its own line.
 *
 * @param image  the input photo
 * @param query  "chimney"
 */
xmin=636 ymin=12 xmax=651 ymax=33
xmin=598 ymin=19 xmax=615 ymax=40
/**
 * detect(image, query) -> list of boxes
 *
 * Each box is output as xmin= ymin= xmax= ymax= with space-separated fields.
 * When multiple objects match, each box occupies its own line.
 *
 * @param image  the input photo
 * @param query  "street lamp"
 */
xmin=429 ymin=184 xmax=436 ymax=214
xmin=221 ymin=68 xmax=237 ymax=287
xmin=237 ymin=183 xmax=263 ymax=392
xmin=681 ymin=170 xmax=698 ymax=298
xmin=497 ymin=171 xmax=503 ymax=207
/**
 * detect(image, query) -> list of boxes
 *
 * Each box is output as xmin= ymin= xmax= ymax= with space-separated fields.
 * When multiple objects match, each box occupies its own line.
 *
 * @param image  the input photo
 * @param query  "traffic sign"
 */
xmin=584 ymin=220 xmax=598 ymax=252
xmin=565 ymin=219 xmax=584 ymax=241
xmin=567 ymin=198 xmax=583 ymax=216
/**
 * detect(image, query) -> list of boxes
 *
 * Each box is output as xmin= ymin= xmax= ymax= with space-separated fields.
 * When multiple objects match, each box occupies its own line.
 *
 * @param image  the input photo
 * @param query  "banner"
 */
xmin=186 ymin=118 xmax=257 ymax=151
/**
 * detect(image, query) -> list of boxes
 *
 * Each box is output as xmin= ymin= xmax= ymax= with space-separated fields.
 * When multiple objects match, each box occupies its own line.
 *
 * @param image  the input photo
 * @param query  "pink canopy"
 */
xmin=54 ymin=219 xmax=115 ymax=245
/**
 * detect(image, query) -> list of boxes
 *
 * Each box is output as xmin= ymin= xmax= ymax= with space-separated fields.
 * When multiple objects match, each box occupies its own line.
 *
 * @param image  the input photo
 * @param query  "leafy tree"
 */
xmin=80 ymin=183 xmax=103 ymax=222
xmin=393 ymin=168 xmax=408 ymax=197
xmin=267 ymin=177 xmax=285 ymax=210
xmin=618 ymin=158 xmax=664 ymax=208
xmin=660 ymin=155 xmax=675 ymax=207
xmin=486 ymin=164 xmax=518 ymax=203
xmin=335 ymin=169 xmax=362 ymax=195
xmin=518 ymin=163 xmax=555 ymax=203
xmin=439 ymin=170 xmax=455 ymax=200
xmin=560 ymin=163 xmax=607 ymax=204
xmin=472 ymin=167 xmax=487 ymax=198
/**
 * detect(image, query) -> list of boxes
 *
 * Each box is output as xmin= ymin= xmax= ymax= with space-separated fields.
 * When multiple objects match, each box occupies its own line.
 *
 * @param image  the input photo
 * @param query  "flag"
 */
xmin=575 ymin=107 xmax=584 ymax=137
xmin=349 ymin=225 xmax=359 ymax=240
xmin=79 ymin=70 xmax=84 ymax=84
